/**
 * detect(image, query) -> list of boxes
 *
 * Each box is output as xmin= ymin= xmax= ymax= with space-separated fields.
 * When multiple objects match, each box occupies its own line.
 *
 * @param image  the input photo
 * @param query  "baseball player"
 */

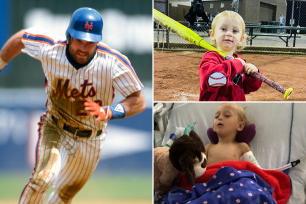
xmin=0 ymin=7 xmax=145 ymax=204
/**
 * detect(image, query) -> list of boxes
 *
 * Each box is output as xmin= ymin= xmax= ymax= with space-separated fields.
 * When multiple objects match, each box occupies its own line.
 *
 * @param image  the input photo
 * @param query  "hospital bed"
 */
xmin=154 ymin=102 xmax=306 ymax=204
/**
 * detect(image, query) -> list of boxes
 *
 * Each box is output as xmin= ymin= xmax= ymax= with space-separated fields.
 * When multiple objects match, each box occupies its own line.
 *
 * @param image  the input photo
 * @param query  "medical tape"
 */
xmin=240 ymin=151 xmax=261 ymax=168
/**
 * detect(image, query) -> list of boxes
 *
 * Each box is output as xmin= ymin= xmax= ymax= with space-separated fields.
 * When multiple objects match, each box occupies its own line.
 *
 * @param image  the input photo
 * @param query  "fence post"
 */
xmin=290 ymin=1 xmax=295 ymax=35
xmin=235 ymin=0 xmax=239 ymax=13
xmin=157 ymin=26 xmax=160 ymax=48
xmin=166 ymin=0 xmax=169 ymax=48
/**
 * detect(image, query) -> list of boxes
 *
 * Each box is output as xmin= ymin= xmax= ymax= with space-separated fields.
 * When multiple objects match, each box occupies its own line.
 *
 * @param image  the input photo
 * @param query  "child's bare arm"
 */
xmin=239 ymin=142 xmax=251 ymax=154
xmin=205 ymin=144 xmax=211 ymax=159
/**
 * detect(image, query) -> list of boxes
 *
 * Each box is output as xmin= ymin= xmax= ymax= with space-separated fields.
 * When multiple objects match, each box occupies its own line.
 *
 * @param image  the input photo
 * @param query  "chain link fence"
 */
xmin=154 ymin=0 xmax=306 ymax=52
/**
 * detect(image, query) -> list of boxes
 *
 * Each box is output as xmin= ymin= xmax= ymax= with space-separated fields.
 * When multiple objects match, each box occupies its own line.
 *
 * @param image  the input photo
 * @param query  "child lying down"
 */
xmin=159 ymin=103 xmax=291 ymax=204
xmin=205 ymin=103 xmax=260 ymax=167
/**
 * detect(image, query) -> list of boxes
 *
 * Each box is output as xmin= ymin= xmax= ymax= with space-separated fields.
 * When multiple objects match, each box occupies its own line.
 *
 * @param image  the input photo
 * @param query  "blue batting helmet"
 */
xmin=66 ymin=7 xmax=103 ymax=43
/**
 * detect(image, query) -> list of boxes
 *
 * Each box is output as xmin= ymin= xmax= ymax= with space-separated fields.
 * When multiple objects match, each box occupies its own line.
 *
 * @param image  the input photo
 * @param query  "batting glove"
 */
xmin=84 ymin=98 xmax=108 ymax=122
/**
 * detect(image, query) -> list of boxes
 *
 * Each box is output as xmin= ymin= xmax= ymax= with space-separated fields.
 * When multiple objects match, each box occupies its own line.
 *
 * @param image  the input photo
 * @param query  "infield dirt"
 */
xmin=154 ymin=51 xmax=306 ymax=101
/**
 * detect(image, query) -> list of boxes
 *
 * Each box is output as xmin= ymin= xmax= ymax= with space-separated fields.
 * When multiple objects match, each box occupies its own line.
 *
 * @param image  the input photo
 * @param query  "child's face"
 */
xmin=210 ymin=17 xmax=244 ymax=54
xmin=213 ymin=104 xmax=245 ymax=138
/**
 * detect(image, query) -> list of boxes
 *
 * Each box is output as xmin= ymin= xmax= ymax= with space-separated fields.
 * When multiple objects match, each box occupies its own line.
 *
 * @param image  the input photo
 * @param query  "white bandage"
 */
xmin=240 ymin=151 xmax=261 ymax=168
xmin=0 ymin=58 xmax=8 ymax=71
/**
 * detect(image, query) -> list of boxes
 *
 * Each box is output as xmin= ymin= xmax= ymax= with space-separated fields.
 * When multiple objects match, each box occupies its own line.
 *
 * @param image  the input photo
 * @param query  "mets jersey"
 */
xmin=199 ymin=51 xmax=262 ymax=101
xmin=21 ymin=27 xmax=143 ymax=130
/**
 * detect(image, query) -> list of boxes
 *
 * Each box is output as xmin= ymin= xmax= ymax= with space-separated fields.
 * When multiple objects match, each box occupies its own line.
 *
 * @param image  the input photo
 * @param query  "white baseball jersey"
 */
xmin=21 ymin=26 xmax=143 ymax=130
xmin=19 ymin=26 xmax=144 ymax=204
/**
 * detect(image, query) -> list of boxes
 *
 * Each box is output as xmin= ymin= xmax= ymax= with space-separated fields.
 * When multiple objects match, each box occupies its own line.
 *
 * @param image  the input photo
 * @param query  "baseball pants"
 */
xmin=19 ymin=113 xmax=106 ymax=204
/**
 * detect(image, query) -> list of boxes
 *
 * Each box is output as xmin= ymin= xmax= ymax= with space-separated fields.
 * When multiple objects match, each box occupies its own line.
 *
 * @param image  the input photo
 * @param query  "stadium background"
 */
xmin=0 ymin=0 xmax=152 ymax=203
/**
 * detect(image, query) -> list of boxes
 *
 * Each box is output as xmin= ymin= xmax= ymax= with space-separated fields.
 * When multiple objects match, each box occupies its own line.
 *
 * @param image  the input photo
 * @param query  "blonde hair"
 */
xmin=210 ymin=11 xmax=248 ymax=51
xmin=218 ymin=103 xmax=250 ymax=126
xmin=235 ymin=104 xmax=250 ymax=126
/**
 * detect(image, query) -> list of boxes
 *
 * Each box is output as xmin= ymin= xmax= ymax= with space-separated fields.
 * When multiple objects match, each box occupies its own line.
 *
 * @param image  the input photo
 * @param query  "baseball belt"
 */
xmin=52 ymin=115 xmax=102 ymax=137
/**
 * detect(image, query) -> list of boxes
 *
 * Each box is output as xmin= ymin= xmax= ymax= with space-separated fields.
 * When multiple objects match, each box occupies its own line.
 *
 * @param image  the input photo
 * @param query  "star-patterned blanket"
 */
xmin=159 ymin=161 xmax=291 ymax=204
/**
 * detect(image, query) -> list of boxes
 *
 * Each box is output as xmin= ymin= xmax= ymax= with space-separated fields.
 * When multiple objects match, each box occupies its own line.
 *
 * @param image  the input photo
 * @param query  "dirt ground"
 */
xmin=154 ymin=51 xmax=306 ymax=101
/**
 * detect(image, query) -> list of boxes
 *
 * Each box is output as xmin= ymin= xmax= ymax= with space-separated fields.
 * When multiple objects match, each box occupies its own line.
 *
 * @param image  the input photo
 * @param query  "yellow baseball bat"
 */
xmin=153 ymin=9 xmax=293 ymax=100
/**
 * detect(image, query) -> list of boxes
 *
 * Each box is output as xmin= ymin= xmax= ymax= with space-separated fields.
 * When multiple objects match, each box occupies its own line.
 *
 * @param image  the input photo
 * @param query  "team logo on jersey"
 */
xmin=85 ymin=21 xmax=93 ymax=32
xmin=208 ymin=72 xmax=227 ymax=87
xmin=114 ymin=104 xmax=124 ymax=113
xmin=53 ymin=79 xmax=96 ymax=98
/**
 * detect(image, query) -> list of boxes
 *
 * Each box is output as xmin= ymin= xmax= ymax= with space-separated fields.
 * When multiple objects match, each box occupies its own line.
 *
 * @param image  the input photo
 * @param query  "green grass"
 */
xmin=75 ymin=172 xmax=152 ymax=200
xmin=0 ymin=171 xmax=152 ymax=201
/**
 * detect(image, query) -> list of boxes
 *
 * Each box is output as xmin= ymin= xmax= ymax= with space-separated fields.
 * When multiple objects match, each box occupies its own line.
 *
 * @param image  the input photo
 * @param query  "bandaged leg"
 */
xmin=240 ymin=151 xmax=261 ymax=168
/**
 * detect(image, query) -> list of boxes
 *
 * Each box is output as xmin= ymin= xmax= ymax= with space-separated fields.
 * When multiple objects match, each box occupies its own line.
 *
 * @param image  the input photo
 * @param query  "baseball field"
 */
xmin=0 ymin=171 xmax=152 ymax=204
xmin=154 ymin=51 xmax=306 ymax=101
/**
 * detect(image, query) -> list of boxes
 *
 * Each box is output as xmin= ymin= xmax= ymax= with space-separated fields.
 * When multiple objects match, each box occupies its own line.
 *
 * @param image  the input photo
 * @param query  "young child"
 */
xmin=199 ymin=11 xmax=262 ymax=101
xmin=205 ymin=103 xmax=260 ymax=167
